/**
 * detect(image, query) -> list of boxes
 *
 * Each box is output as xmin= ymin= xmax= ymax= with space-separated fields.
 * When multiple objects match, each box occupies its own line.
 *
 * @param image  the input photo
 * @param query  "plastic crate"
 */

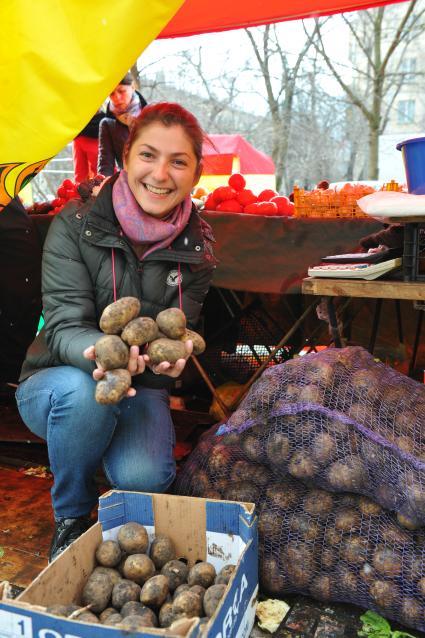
xmin=403 ymin=222 xmax=425 ymax=281
xmin=293 ymin=185 xmax=370 ymax=218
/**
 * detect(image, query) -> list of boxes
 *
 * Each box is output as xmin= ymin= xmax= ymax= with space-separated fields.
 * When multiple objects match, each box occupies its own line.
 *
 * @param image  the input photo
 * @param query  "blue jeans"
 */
xmin=16 ymin=366 xmax=176 ymax=519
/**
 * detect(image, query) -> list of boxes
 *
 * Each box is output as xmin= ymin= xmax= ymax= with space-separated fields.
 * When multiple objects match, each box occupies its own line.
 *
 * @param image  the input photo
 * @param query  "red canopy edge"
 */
xmin=158 ymin=0 xmax=407 ymax=38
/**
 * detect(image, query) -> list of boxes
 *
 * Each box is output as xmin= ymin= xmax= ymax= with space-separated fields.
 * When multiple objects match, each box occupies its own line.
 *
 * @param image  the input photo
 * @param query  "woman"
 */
xmin=16 ymin=103 xmax=216 ymax=561
xmin=97 ymin=72 xmax=147 ymax=177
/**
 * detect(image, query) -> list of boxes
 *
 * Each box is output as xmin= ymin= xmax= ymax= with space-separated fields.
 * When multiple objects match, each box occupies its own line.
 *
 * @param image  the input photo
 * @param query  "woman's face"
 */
xmin=109 ymin=84 xmax=133 ymax=111
xmin=124 ymin=122 xmax=201 ymax=218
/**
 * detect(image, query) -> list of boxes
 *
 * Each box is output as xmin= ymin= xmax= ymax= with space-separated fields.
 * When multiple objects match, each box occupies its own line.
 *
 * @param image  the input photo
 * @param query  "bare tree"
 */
xmin=305 ymin=0 xmax=425 ymax=178
xmin=245 ymin=25 xmax=314 ymax=192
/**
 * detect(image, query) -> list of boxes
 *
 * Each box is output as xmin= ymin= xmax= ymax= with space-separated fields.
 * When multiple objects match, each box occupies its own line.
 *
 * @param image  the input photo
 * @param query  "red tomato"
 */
xmin=258 ymin=189 xmax=279 ymax=202
xmin=57 ymin=186 xmax=67 ymax=198
xmin=62 ymin=178 xmax=75 ymax=189
xmin=51 ymin=198 xmax=62 ymax=207
xmin=271 ymin=196 xmax=293 ymax=215
xmin=243 ymin=202 xmax=260 ymax=214
xmin=237 ymin=189 xmax=257 ymax=207
xmin=204 ymin=193 xmax=217 ymax=211
xmin=216 ymin=199 xmax=243 ymax=213
xmin=228 ymin=173 xmax=246 ymax=191
xmin=212 ymin=186 xmax=238 ymax=202
xmin=257 ymin=201 xmax=279 ymax=216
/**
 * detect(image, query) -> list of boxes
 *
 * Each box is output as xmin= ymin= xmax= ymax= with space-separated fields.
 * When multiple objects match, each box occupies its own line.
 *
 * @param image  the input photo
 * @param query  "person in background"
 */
xmin=73 ymin=110 xmax=104 ymax=183
xmin=97 ymin=72 xmax=147 ymax=177
xmin=16 ymin=102 xmax=216 ymax=562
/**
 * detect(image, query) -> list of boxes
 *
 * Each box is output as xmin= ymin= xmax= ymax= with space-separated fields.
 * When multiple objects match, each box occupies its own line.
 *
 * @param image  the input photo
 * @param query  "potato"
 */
xmin=147 ymin=338 xmax=187 ymax=365
xmin=118 ymin=522 xmax=149 ymax=554
xmin=372 ymin=547 xmax=402 ymax=578
xmin=340 ymin=535 xmax=368 ymax=565
xmin=188 ymin=562 xmax=216 ymax=588
xmin=173 ymin=584 xmax=190 ymax=598
xmin=75 ymin=611 xmax=100 ymax=624
xmin=266 ymin=484 xmax=301 ymax=510
xmin=320 ymin=548 xmax=336 ymax=571
xmin=140 ymin=575 xmax=170 ymax=607
xmin=215 ymin=565 xmax=235 ymax=585
xmin=334 ymin=508 xmax=361 ymax=533
xmin=161 ymin=559 xmax=189 ymax=591
xmin=326 ymin=456 xmax=366 ymax=491
xmin=91 ymin=566 xmax=122 ymax=587
xmin=258 ymin=510 xmax=281 ymax=539
xmin=149 ymin=535 xmax=176 ymax=569
xmin=95 ymin=540 xmax=122 ymax=567
xmin=103 ymin=613 xmax=123 ymax=626
xmin=311 ymin=432 xmax=336 ymax=465
xmin=172 ymin=590 xmax=203 ymax=618
xmin=310 ymin=574 xmax=332 ymax=601
xmin=303 ymin=490 xmax=334 ymax=517
xmin=203 ymin=584 xmax=226 ymax=617
xmin=121 ymin=317 xmax=159 ymax=346
xmin=156 ymin=308 xmax=186 ymax=339
xmin=81 ymin=572 xmax=113 ymax=613
xmin=159 ymin=601 xmax=179 ymax=627
xmin=100 ymin=297 xmax=141 ymax=334
xmin=400 ymin=597 xmax=423 ymax=627
xmin=259 ymin=556 xmax=285 ymax=596
xmin=121 ymin=611 xmax=158 ymax=630
xmin=190 ymin=585 xmax=206 ymax=602
xmin=334 ymin=566 xmax=358 ymax=594
xmin=358 ymin=497 xmax=382 ymax=517
xmin=99 ymin=607 xmax=118 ymax=623
xmin=369 ymin=580 xmax=400 ymax=609
xmin=94 ymin=335 xmax=129 ymax=370
xmin=121 ymin=600 xmax=148 ymax=618
xmin=111 ymin=578 xmax=141 ymax=610
xmin=95 ymin=369 xmax=131 ymax=404
xmin=224 ymin=481 xmax=260 ymax=504
xmin=207 ymin=445 xmax=233 ymax=475
xmin=288 ymin=450 xmax=318 ymax=480
xmin=241 ymin=433 xmax=264 ymax=462
xmin=180 ymin=329 xmax=206 ymax=355
xmin=123 ymin=554 xmax=156 ymax=585
xmin=289 ymin=513 xmax=322 ymax=541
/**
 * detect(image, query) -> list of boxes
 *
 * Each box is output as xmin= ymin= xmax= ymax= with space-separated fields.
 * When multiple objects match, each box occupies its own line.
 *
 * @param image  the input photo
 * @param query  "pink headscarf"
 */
xmin=112 ymin=171 xmax=192 ymax=259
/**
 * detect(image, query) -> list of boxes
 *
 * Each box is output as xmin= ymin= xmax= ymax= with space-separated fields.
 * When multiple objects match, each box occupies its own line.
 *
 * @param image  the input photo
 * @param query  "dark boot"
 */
xmin=49 ymin=516 xmax=93 ymax=562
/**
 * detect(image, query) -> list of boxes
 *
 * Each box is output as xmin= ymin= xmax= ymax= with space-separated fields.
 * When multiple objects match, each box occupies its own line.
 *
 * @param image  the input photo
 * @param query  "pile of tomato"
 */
xmin=203 ymin=174 xmax=294 ymax=217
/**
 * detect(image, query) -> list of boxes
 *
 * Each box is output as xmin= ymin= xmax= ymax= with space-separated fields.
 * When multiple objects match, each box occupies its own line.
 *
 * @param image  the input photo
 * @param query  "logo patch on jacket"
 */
xmin=166 ymin=270 xmax=182 ymax=286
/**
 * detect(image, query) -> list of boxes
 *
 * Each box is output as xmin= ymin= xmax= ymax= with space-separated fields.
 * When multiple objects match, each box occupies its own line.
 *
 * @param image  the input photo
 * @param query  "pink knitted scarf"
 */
xmin=112 ymin=171 xmax=192 ymax=260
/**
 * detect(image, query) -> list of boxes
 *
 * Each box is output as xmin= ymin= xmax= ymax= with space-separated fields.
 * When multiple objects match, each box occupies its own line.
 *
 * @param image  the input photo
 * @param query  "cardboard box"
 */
xmin=0 ymin=491 xmax=258 ymax=638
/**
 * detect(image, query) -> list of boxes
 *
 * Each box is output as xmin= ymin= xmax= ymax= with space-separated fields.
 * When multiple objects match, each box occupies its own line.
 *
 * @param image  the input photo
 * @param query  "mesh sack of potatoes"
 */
xmin=258 ymin=473 xmax=425 ymax=634
xmin=175 ymin=430 xmax=425 ymax=633
xmin=215 ymin=346 xmax=425 ymax=529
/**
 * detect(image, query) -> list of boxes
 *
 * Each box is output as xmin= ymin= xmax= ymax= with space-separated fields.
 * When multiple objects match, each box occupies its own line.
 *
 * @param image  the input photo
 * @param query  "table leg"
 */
xmin=408 ymin=307 xmax=423 ymax=377
xmin=326 ymin=297 xmax=343 ymax=348
xmin=368 ymin=298 xmax=382 ymax=354
xmin=394 ymin=300 xmax=404 ymax=343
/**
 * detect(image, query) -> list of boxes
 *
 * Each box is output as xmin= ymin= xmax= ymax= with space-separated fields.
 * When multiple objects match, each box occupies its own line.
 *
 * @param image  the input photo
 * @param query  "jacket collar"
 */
xmin=80 ymin=174 xmax=207 ymax=264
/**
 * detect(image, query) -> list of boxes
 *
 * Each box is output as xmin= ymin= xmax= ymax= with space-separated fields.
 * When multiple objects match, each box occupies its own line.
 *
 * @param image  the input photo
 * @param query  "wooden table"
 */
xmin=302 ymin=277 xmax=425 ymax=375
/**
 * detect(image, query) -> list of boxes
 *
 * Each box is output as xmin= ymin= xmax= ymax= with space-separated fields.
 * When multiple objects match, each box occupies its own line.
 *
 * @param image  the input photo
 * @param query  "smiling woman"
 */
xmin=15 ymin=102 xmax=217 ymax=562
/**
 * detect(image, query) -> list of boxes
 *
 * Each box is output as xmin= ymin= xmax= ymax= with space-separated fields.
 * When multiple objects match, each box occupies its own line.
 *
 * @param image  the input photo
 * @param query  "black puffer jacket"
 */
xmin=97 ymin=91 xmax=147 ymax=176
xmin=19 ymin=176 xmax=216 ymax=389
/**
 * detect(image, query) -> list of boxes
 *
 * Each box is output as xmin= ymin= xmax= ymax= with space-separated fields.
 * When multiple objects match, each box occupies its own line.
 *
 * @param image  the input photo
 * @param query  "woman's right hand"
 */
xmin=83 ymin=345 xmax=149 ymax=397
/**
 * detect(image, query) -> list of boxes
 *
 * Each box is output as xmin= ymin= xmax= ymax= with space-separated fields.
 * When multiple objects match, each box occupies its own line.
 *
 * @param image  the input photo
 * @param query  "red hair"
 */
xmin=124 ymin=102 xmax=206 ymax=167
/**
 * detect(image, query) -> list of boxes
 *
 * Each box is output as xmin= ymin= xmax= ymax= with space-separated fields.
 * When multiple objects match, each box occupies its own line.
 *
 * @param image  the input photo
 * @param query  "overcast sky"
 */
xmin=138 ymin=14 xmax=351 ymax=114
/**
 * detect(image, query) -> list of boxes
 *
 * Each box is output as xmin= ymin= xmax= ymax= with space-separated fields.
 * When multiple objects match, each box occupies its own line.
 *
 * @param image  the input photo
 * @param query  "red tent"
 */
xmin=203 ymin=134 xmax=275 ymax=175
xmin=159 ymin=0 xmax=406 ymax=38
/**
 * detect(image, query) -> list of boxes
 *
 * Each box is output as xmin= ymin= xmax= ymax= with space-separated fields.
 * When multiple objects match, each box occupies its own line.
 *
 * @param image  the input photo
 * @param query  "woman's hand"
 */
xmin=146 ymin=339 xmax=193 ymax=378
xmin=84 ymin=345 xmax=149 ymax=397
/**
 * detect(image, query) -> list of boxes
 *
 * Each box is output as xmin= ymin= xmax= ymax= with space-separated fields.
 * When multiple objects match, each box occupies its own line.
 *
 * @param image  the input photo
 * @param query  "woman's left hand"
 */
xmin=147 ymin=339 xmax=193 ymax=378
